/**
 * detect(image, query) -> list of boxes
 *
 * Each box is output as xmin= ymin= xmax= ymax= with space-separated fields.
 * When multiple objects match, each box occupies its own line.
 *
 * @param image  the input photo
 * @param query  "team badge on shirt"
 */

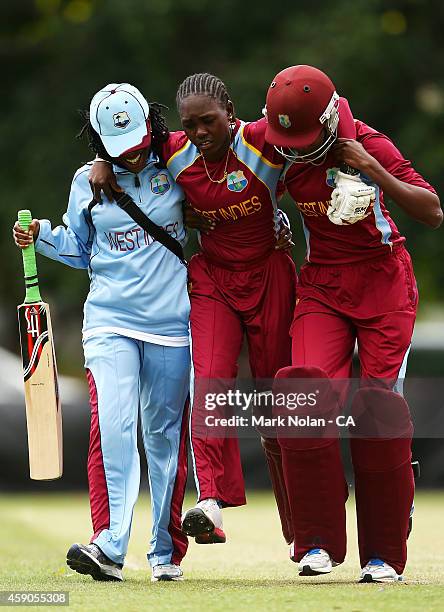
xmin=326 ymin=168 xmax=339 ymax=188
xmin=227 ymin=170 xmax=248 ymax=192
xmin=278 ymin=114 xmax=291 ymax=128
xmin=113 ymin=111 xmax=131 ymax=129
xmin=150 ymin=172 xmax=171 ymax=195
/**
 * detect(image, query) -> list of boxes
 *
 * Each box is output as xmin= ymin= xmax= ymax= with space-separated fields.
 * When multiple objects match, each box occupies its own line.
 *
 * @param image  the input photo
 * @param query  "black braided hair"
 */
xmin=176 ymin=73 xmax=232 ymax=111
xmin=77 ymin=102 xmax=170 ymax=167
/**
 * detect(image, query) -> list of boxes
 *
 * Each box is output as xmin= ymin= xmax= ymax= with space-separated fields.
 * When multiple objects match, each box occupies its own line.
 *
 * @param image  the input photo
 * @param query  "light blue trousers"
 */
xmin=83 ymin=333 xmax=190 ymax=566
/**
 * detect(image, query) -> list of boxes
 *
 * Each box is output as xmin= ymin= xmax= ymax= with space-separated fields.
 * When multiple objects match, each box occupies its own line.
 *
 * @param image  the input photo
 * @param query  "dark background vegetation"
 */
xmin=1 ymin=1 xmax=443 ymax=488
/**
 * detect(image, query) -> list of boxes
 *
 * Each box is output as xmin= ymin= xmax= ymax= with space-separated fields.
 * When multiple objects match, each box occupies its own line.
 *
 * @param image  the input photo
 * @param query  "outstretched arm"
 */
xmin=13 ymin=170 xmax=95 ymax=269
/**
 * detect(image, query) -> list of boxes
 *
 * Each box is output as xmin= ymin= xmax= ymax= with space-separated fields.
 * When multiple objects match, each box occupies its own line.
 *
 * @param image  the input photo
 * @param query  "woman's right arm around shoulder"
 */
xmin=12 ymin=167 xmax=95 ymax=269
xmin=89 ymin=159 xmax=122 ymax=202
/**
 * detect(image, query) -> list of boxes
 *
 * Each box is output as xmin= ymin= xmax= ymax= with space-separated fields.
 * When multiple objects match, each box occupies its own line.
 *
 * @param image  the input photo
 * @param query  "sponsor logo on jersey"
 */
xmin=227 ymin=170 xmax=248 ymax=192
xmin=278 ymin=114 xmax=291 ymax=128
xmin=191 ymin=195 xmax=262 ymax=223
xmin=150 ymin=172 xmax=171 ymax=195
xmin=104 ymin=221 xmax=179 ymax=251
xmin=326 ymin=167 xmax=339 ymax=188
xmin=113 ymin=111 xmax=131 ymax=129
xmin=296 ymin=201 xmax=330 ymax=217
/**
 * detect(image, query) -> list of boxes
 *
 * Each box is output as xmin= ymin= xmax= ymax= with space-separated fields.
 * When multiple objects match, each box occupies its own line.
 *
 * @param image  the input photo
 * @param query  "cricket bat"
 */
xmin=17 ymin=209 xmax=63 ymax=480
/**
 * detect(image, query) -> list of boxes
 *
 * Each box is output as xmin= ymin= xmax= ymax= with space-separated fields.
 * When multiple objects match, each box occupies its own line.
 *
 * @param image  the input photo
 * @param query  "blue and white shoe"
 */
xmin=360 ymin=558 xmax=402 ymax=583
xmin=298 ymin=548 xmax=336 ymax=576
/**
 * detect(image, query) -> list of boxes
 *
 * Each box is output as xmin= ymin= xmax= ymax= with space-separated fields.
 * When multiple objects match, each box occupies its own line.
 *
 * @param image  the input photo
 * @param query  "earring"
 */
xmin=229 ymin=114 xmax=236 ymax=139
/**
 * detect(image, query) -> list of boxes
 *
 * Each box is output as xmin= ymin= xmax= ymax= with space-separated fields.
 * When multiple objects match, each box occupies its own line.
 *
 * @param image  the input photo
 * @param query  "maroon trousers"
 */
xmin=280 ymin=247 xmax=417 ymax=574
xmin=189 ymin=251 xmax=297 ymax=543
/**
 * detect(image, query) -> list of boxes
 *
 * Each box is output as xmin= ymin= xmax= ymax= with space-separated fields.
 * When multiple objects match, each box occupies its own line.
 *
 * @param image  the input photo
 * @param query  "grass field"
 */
xmin=0 ymin=491 xmax=443 ymax=611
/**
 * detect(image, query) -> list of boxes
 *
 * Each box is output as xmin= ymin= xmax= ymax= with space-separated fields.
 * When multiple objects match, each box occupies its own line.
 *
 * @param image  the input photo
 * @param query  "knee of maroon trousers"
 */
xmin=290 ymin=306 xmax=356 ymax=381
xmin=278 ymin=435 xmax=348 ymax=563
xmin=261 ymin=437 xmax=293 ymax=544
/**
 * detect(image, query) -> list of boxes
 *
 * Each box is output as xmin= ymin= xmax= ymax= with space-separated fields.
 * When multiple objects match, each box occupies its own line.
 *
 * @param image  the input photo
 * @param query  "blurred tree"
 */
xmin=1 ymin=0 xmax=443 ymax=372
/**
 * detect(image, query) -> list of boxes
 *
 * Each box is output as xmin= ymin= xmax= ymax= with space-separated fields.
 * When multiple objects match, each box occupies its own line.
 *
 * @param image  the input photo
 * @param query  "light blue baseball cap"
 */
xmin=90 ymin=83 xmax=150 ymax=157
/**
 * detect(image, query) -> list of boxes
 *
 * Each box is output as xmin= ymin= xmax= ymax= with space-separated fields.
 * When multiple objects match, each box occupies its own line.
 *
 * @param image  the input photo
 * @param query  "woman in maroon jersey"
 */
xmin=264 ymin=64 xmax=442 ymax=583
xmin=89 ymin=72 xmax=357 ymax=552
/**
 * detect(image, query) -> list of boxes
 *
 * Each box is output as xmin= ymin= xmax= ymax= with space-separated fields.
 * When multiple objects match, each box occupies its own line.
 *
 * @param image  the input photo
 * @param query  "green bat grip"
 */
xmin=18 ymin=209 xmax=42 ymax=304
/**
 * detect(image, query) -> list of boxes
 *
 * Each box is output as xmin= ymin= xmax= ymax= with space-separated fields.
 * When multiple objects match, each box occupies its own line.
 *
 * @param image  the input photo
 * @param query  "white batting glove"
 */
xmin=327 ymin=171 xmax=376 ymax=225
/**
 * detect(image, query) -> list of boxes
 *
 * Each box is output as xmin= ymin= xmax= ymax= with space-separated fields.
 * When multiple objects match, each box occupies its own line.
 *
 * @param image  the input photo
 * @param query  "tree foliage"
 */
xmin=1 ymin=0 xmax=443 ymax=368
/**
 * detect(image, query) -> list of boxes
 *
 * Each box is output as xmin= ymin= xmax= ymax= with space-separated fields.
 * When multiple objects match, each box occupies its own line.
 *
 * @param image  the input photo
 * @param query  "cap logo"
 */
xmin=113 ymin=111 xmax=131 ymax=129
xmin=278 ymin=114 xmax=292 ymax=129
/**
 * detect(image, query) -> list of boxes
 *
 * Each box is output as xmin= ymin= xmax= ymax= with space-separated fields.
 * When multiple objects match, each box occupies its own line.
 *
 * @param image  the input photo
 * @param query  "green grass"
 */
xmin=0 ymin=491 xmax=443 ymax=611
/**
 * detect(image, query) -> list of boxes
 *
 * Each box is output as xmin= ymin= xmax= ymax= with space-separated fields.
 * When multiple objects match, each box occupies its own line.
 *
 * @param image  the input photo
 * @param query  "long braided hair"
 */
xmin=176 ymin=73 xmax=233 ymax=113
xmin=77 ymin=102 xmax=170 ymax=167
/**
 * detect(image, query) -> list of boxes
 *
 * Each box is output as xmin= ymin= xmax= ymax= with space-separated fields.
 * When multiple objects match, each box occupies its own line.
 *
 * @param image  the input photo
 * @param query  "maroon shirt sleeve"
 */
xmin=356 ymin=121 xmax=437 ymax=194
xmin=160 ymin=131 xmax=189 ymax=163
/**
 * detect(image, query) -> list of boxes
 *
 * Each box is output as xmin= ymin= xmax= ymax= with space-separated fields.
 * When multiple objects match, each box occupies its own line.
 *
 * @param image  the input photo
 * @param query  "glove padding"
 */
xmin=327 ymin=171 xmax=376 ymax=225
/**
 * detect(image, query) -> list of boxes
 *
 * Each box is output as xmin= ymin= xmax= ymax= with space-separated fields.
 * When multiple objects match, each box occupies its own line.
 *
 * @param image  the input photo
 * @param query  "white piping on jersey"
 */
xmin=372 ymin=185 xmax=393 ymax=247
xmin=300 ymin=212 xmax=311 ymax=262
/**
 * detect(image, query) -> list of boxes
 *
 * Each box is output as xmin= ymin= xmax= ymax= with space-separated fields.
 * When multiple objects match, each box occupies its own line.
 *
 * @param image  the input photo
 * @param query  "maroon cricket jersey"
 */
xmin=284 ymin=120 xmax=437 ymax=264
xmin=161 ymin=99 xmax=357 ymax=268
xmin=162 ymin=119 xmax=285 ymax=269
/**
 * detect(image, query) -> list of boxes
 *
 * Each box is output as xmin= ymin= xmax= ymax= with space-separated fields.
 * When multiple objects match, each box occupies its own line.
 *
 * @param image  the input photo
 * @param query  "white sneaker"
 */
xmin=151 ymin=564 xmax=183 ymax=582
xmin=360 ymin=559 xmax=402 ymax=583
xmin=298 ymin=548 xmax=336 ymax=576
xmin=181 ymin=498 xmax=226 ymax=544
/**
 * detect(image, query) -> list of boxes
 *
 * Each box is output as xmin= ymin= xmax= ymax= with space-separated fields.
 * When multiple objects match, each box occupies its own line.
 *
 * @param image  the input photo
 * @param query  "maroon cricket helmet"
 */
xmin=265 ymin=65 xmax=339 ymax=149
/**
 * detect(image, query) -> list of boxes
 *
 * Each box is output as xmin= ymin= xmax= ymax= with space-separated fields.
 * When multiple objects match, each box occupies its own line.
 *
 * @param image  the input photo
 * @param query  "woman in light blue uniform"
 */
xmin=13 ymin=84 xmax=190 ymax=582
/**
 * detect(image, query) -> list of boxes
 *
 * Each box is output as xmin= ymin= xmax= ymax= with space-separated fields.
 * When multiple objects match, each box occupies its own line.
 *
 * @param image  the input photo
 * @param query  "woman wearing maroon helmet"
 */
xmin=264 ymin=64 xmax=442 ymax=583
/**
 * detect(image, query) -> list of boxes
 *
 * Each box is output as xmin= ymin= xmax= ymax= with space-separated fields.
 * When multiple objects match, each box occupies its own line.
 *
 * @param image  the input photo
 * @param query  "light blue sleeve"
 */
xmin=34 ymin=167 xmax=94 ymax=269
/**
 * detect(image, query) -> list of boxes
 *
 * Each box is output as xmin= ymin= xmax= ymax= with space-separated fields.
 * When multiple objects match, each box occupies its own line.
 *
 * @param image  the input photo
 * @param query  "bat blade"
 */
xmin=17 ymin=301 xmax=62 ymax=480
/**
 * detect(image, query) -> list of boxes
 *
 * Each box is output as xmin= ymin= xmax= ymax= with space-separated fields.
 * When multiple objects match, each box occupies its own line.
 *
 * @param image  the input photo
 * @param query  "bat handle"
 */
xmin=18 ymin=209 xmax=42 ymax=304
